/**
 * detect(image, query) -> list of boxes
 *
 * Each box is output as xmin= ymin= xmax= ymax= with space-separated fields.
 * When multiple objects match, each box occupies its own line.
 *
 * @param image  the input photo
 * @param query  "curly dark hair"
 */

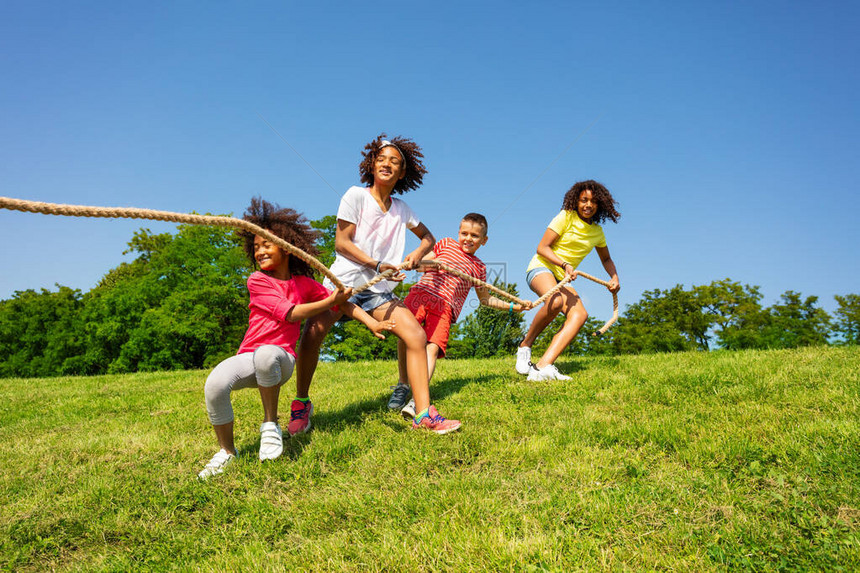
xmin=240 ymin=196 xmax=321 ymax=277
xmin=561 ymin=180 xmax=620 ymax=224
xmin=358 ymin=133 xmax=427 ymax=194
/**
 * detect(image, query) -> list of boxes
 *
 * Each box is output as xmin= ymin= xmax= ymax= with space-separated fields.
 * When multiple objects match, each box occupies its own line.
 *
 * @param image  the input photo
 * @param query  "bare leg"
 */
xmin=258 ymin=384 xmax=281 ymax=423
xmin=520 ymin=273 xmax=565 ymax=348
xmin=396 ymin=338 xmax=408 ymax=385
xmin=374 ymin=303 xmax=430 ymax=413
xmin=534 ymin=291 xmax=588 ymax=368
xmin=212 ymin=422 xmax=236 ymax=455
xmin=295 ymin=309 xmax=341 ymax=399
xmin=426 ymin=343 xmax=441 ymax=381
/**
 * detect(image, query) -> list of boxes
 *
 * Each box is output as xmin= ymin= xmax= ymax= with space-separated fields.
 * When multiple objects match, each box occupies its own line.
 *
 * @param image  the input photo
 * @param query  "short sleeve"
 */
xmin=596 ymin=227 xmax=607 ymax=249
xmin=247 ymin=273 xmax=293 ymax=322
xmin=295 ymin=275 xmax=332 ymax=303
xmin=398 ymin=200 xmax=420 ymax=230
xmin=336 ymin=187 xmax=362 ymax=225
xmin=546 ymin=210 xmax=570 ymax=235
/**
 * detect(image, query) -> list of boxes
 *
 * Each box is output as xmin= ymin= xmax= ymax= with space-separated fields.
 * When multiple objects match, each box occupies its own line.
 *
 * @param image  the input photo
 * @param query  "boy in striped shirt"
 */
xmin=388 ymin=213 xmax=528 ymax=417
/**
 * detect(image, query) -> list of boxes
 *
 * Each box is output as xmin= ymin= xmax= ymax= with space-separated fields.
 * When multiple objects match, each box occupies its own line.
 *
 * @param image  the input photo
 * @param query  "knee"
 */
xmin=401 ymin=326 xmax=427 ymax=351
xmin=566 ymin=306 xmax=588 ymax=324
xmin=253 ymin=346 xmax=292 ymax=388
xmin=301 ymin=314 xmax=332 ymax=345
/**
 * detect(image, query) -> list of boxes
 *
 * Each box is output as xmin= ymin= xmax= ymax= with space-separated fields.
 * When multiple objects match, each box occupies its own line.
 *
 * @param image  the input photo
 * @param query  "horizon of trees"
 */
xmin=1 ymin=219 xmax=857 ymax=378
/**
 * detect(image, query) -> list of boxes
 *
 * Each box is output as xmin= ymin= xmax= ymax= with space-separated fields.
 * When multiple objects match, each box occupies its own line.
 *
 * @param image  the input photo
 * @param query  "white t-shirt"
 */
xmin=327 ymin=186 xmax=420 ymax=294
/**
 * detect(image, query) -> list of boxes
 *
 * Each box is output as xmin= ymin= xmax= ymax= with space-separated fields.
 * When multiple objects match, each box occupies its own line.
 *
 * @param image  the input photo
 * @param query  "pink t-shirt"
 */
xmin=237 ymin=272 xmax=332 ymax=357
xmin=410 ymin=237 xmax=487 ymax=322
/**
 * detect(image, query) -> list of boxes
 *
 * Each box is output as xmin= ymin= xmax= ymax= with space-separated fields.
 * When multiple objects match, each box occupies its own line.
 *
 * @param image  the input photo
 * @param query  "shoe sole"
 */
xmin=431 ymin=423 xmax=462 ymax=435
xmin=400 ymin=407 xmax=415 ymax=421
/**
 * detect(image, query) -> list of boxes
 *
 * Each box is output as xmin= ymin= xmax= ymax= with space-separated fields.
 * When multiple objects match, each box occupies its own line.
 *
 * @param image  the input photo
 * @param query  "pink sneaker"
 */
xmin=288 ymin=399 xmax=313 ymax=436
xmin=411 ymin=405 xmax=461 ymax=435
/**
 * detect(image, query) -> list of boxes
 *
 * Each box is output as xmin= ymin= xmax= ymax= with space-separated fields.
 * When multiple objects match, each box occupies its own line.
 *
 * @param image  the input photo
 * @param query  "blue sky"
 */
xmin=2 ymin=1 xmax=858 ymax=323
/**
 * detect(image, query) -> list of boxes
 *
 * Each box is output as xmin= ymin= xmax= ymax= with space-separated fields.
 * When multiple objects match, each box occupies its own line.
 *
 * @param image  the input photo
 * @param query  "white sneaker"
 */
xmin=527 ymin=363 xmax=572 ymax=381
xmin=259 ymin=421 xmax=284 ymax=461
xmin=515 ymin=347 xmax=532 ymax=375
xmin=400 ymin=398 xmax=416 ymax=421
xmin=198 ymin=449 xmax=235 ymax=479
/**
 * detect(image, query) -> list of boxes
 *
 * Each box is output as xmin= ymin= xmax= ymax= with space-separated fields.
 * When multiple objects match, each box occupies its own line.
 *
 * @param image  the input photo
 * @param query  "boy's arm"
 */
xmin=403 ymin=223 xmax=435 ymax=270
xmin=595 ymin=245 xmax=620 ymax=294
xmin=476 ymin=286 xmax=529 ymax=311
xmin=286 ymin=288 xmax=353 ymax=322
xmin=339 ymin=301 xmax=396 ymax=339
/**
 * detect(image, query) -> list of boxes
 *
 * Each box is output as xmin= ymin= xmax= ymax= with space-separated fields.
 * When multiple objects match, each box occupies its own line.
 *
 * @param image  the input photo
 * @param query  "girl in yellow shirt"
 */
xmin=517 ymin=180 xmax=621 ymax=381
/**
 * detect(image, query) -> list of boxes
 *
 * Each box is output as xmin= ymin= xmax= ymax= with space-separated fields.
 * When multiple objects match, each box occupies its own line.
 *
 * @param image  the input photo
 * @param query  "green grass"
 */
xmin=1 ymin=347 xmax=858 ymax=571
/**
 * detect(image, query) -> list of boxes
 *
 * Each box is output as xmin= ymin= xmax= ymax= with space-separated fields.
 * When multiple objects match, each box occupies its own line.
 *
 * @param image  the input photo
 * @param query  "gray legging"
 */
xmin=204 ymin=345 xmax=295 ymax=426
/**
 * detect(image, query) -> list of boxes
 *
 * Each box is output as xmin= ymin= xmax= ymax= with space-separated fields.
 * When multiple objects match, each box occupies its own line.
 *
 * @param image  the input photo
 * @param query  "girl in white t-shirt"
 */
xmin=295 ymin=134 xmax=461 ymax=435
xmin=516 ymin=180 xmax=622 ymax=381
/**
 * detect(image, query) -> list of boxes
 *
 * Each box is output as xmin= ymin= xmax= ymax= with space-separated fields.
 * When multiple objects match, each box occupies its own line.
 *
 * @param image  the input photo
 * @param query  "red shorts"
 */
xmin=404 ymin=290 xmax=453 ymax=357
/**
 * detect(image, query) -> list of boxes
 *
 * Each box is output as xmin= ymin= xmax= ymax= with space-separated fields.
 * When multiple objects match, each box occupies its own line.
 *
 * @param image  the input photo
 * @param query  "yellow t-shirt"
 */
xmin=526 ymin=210 xmax=607 ymax=280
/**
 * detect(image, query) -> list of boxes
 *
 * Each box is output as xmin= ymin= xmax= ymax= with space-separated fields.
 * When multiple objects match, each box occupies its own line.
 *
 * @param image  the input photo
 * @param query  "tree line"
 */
xmin=1 ymin=218 xmax=857 ymax=378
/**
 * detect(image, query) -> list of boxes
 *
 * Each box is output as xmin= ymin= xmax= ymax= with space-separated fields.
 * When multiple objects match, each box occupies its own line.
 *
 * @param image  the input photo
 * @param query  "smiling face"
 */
xmin=577 ymin=189 xmax=598 ymax=223
xmin=457 ymin=220 xmax=488 ymax=255
xmin=253 ymin=235 xmax=290 ymax=277
xmin=373 ymin=146 xmax=406 ymax=187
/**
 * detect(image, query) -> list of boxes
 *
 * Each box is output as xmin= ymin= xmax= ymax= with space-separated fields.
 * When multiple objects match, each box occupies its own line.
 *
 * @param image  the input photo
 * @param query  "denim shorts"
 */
xmin=526 ymin=266 xmax=555 ymax=287
xmin=348 ymin=289 xmax=399 ymax=313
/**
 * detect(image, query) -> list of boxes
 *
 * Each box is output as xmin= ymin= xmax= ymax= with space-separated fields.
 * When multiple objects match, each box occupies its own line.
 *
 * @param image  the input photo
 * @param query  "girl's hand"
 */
xmin=560 ymin=261 xmax=577 ymax=281
xmin=370 ymin=318 xmax=396 ymax=340
xmin=607 ymin=277 xmax=620 ymax=294
xmin=379 ymin=262 xmax=406 ymax=282
xmin=518 ymin=302 xmax=533 ymax=312
xmin=332 ymin=287 xmax=354 ymax=306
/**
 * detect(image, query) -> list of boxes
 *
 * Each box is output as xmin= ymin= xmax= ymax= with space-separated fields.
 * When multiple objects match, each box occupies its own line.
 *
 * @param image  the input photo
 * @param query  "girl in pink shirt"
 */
xmin=198 ymin=198 xmax=393 ymax=479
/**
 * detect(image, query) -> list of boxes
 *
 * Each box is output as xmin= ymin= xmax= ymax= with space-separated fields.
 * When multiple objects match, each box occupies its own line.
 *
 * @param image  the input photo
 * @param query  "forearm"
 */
xmin=536 ymin=245 xmax=567 ymax=268
xmin=335 ymin=236 xmax=377 ymax=269
xmin=602 ymin=257 xmax=618 ymax=281
xmin=478 ymin=288 xmax=523 ymax=311
xmin=287 ymin=294 xmax=338 ymax=322
xmin=340 ymin=301 xmax=378 ymax=329
xmin=408 ymin=232 xmax=436 ymax=261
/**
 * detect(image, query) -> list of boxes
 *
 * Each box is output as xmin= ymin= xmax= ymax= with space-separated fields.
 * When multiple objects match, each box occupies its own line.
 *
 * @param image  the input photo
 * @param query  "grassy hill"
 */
xmin=1 ymin=347 xmax=858 ymax=571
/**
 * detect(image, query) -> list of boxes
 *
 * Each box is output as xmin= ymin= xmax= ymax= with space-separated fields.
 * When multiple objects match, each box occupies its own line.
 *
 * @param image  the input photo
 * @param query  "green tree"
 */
xmin=833 ymin=293 xmax=860 ymax=345
xmin=609 ymin=285 xmax=707 ymax=353
xmin=758 ymin=291 xmax=831 ymax=349
xmin=0 ymin=286 xmax=83 ymax=377
xmin=65 ymin=223 xmax=250 ymax=375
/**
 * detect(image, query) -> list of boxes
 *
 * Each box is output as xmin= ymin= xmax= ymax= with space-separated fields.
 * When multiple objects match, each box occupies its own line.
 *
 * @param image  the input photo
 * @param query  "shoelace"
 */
xmin=290 ymin=406 xmax=308 ymax=421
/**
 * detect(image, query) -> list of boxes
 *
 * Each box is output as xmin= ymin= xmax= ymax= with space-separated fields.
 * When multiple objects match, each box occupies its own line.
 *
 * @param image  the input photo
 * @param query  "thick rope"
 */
xmin=1 ymin=196 xmax=618 ymax=334
xmin=0 ymin=196 xmax=346 ymax=290
xmin=424 ymin=260 xmax=618 ymax=336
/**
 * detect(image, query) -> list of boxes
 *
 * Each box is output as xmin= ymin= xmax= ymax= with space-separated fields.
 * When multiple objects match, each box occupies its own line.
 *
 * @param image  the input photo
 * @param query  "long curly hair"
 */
xmin=358 ymin=133 xmax=427 ymax=194
xmin=561 ymin=180 xmax=620 ymax=224
xmin=240 ymin=197 xmax=321 ymax=277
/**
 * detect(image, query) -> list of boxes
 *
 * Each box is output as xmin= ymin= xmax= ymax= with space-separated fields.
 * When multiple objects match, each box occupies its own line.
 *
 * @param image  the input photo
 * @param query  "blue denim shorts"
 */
xmin=526 ymin=266 xmax=555 ymax=287
xmin=348 ymin=289 xmax=399 ymax=313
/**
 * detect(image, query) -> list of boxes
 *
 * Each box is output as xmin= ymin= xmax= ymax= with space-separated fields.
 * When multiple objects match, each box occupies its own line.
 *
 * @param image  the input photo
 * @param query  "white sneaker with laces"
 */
xmin=400 ymin=398 xmax=416 ymax=421
xmin=198 ymin=449 xmax=235 ymax=480
xmin=259 ymin=421 xmax=284 ymax=461
xmin=527 ymin=363 xmax=572 ymax=381
xmin=515 ymin=347 xmax=532 ymax=375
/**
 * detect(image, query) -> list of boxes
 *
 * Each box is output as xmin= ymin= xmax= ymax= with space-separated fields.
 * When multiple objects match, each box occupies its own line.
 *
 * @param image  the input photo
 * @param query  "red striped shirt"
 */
xmin=411 ymin=237 xmax=486 ymax=321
